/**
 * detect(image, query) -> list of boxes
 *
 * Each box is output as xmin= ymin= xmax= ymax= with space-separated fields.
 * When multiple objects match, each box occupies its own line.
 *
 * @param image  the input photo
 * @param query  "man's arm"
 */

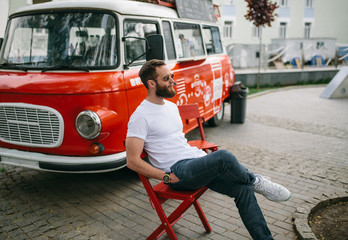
xmin=126 ymin=137 xmax=179 ymax=183
xmin=126 ymin=137 xmax=165 ymax=180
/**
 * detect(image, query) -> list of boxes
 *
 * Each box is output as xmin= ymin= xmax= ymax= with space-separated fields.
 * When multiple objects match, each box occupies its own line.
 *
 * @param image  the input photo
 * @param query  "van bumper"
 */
xmin=0 ymin=147 xmax=127 ymax=173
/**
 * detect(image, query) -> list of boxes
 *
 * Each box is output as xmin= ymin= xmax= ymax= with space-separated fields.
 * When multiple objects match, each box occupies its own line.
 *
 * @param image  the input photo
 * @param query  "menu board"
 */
xmin=175 ymin=0 xmax=216 ymax=22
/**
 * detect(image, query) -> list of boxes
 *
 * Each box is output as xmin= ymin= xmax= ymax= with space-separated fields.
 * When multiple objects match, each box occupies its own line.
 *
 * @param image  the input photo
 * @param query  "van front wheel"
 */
xmin=208 ymin=103 xmax=224 ymax=127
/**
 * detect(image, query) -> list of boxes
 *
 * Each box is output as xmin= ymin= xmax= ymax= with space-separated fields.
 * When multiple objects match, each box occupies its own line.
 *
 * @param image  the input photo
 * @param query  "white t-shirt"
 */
xmin=127 ymin=99 xmax=206 ymax=172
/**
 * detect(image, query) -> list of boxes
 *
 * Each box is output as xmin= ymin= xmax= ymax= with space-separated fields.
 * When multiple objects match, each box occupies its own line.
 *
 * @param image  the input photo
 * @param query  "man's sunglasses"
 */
xmin=163 ymin=73 xmax=174 ymax=81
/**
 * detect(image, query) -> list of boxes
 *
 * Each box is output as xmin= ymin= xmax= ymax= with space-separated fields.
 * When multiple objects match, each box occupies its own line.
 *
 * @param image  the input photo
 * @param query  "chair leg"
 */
xmin=147 ymin=199 xmax=178 ymax=240
xmin=150 ymin=197 xmax=210 ymax=239
xmin=194 ymin=201 xmax=212 ymax=232
xmin=147 ymin=221 xmax=177 ymax=240
xmin=149 ymin=197 xmax=198 ymax=239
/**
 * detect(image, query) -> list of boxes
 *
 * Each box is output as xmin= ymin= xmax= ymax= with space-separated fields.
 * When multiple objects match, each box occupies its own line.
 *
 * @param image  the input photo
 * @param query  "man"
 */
xmin=126 ymin=59 xmax=291 ymax=240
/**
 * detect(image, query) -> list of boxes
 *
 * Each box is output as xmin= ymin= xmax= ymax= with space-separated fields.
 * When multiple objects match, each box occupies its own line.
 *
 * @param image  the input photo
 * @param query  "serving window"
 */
xmin=203 ymin=26 xmax=223 ymax=55
xmin=173 ymin=22 xmax=204 ymax=59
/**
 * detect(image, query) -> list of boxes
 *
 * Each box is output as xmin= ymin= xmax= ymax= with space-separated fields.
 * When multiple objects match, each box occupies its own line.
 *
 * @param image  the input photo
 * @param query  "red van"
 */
xmin=0 ymin=0 xmax=235 ymax=173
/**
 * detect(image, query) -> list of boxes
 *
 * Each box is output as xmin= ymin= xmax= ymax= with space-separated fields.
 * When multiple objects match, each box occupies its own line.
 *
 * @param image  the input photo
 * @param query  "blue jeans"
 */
xmin=169 ymin=149 xmax=273 ymax=240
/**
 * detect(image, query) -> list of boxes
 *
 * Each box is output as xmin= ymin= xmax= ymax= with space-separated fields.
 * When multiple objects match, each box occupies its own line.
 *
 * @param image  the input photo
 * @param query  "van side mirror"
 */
xmin=122 ymin=34 xmax=164 ymax=69
xmin=146 ymin=35 xmax=164 ymax=61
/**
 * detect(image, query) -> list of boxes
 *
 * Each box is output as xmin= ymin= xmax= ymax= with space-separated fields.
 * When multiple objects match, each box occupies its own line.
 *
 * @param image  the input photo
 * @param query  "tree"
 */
xmin=244 ymin=0 xmax=278 ymax=89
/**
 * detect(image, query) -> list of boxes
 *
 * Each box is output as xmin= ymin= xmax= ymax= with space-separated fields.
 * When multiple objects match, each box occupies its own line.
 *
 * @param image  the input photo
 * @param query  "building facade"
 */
xmin=218 ymin=0 xmax=348 ymax=68
xmin=219 ymin=0 xmax=348 ymax=46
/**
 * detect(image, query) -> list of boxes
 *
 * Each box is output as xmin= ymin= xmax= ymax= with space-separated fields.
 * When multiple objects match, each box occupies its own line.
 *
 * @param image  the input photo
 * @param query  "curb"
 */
xmin=247 ymin=84 xmax=327 ymax=99
xmin=292 ymin=192 xmax=348 ymax=240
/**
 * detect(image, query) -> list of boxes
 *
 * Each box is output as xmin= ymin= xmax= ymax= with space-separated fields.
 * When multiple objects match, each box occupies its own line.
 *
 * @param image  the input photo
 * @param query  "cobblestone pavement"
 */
xmin=1 ymin=86 xmax=347 ymax=240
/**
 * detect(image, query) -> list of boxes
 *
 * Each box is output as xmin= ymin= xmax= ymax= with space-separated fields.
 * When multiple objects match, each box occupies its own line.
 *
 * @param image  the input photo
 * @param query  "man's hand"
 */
xmin=169 ymin=172 xmax=180 ymax=184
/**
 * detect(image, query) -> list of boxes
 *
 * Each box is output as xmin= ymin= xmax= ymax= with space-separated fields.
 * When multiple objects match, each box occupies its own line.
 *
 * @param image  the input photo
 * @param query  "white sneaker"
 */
xmin=253 ymin=175 xmax=291 ymax=202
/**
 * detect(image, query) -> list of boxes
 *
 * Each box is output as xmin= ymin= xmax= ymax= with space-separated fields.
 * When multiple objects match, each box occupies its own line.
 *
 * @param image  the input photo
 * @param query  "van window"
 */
xmin=162 ymin=21 xmax=176 ymax=60
xmin=173 ymin=22 xmax=204 ymax=59
xmin=203 ymin=26 xmax=223 ymax=55
xmin=124 ymin=20 xmax=158 ymax=64
xmin=0 ymin=12 xmax=118 ymax=69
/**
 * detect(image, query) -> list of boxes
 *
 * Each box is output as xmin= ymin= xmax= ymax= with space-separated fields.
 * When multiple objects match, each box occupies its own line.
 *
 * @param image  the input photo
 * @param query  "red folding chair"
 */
xmin=135 ymin=103 xmax=218 ymax=240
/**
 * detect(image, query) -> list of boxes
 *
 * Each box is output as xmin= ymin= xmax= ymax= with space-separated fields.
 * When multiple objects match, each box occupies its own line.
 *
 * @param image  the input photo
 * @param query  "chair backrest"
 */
xmin=178 ymin=104 xmax=205 ymax=141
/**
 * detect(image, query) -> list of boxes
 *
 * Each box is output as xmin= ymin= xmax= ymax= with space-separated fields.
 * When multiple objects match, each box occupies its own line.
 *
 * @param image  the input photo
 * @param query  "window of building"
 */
xmin=252 ymin=26 xmax=261 ymax=39
xmin=305 ymin=0 xmax=313 ymax=8
xmin=279 ymin=22 xmax=287 ymax=38
xmin=203 ymin=25 xmax=223 ymax=55
xmin=224 ymin=21 xmax=233 ymax=39
xmin=173 ymin=22 xmax=204 ymax=59
xmin=279 ymin=0 xmax=288 ymax=7
xmin=304 ymin=22 xmax=311 ymax=38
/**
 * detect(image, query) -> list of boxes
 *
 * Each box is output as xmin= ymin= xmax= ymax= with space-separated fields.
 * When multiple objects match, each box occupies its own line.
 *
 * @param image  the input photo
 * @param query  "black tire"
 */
xmin=208 ymin=103 xmax=224 ymax=127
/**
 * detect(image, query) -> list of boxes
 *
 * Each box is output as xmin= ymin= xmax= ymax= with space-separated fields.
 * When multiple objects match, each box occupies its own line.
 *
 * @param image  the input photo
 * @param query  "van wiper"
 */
xmin=41 ymin=64 xmax=90 ymax=72
xmin=0 ymin=62 xmax=28 ymax=72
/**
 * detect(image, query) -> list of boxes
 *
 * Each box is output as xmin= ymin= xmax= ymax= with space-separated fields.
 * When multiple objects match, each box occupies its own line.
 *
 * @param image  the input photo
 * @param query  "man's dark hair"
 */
xmin=139 ymin=59 xmax=166 ymax=89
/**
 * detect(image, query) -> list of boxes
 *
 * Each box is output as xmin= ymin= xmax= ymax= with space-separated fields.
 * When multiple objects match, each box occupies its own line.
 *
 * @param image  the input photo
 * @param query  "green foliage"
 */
xmin=248 ymin=87 xmax=275 ymax=95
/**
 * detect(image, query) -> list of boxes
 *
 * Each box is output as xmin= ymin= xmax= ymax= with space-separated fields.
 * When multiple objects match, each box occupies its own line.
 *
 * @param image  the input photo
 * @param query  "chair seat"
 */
xmin=188 ymin=140 xmax=218 ymax=152
xmin=153 ymin=181 xmax=208 ymax=202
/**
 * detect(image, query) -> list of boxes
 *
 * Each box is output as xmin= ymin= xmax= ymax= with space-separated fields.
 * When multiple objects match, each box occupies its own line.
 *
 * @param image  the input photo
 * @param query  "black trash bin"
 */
xmin=230 ymin=82 xmax=248 ymax=123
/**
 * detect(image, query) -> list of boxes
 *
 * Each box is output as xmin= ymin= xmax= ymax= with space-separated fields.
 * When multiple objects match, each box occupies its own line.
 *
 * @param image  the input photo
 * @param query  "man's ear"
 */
xmin=147 ymin=79 xmax=156 ymax=89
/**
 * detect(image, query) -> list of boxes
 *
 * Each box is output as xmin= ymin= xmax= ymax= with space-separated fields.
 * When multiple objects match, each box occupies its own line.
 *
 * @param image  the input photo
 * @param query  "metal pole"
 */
xmin=264 ymin=44 xmax=268 ymax=72
xmin=257 ymin=26 xmax=262 ymax=89
xmin=301 ymin=42 xmax=304 ymax=70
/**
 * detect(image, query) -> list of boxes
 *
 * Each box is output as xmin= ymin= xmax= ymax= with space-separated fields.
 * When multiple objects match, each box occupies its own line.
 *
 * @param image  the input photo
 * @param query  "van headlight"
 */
xmin=75 ymin=110 xmax=102 ymax=139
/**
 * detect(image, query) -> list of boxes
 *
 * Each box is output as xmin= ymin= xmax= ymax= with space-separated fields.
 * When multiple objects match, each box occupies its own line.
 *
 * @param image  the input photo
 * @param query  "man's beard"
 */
xmin=156 ymin=84 xmax=176 ymax=98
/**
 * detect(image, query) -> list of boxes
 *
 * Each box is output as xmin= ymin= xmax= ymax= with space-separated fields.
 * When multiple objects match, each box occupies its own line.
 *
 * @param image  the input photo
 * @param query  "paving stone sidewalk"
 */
xmin=1 ymin=86 xmax=347 ymax=240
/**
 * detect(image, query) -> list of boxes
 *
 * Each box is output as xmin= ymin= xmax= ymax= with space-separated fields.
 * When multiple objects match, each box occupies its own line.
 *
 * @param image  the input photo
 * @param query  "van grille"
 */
xmin=0 ymin=103 xmax=63 ymax=148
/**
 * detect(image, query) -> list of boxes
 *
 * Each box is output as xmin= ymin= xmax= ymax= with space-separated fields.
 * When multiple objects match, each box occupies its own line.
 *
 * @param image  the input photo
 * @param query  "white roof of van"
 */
xmin=13 ymin=0 xmax=179 ymax=19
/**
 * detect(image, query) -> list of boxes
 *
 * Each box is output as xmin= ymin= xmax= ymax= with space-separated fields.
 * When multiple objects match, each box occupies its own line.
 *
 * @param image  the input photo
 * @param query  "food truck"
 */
xmin=0 ymin=0 xmax=235 ymax=173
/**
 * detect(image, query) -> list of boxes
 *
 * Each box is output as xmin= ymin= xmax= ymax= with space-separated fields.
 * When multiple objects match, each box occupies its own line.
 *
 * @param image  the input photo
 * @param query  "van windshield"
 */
xmin=0 ymin=12 xmax=118 ymax=70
